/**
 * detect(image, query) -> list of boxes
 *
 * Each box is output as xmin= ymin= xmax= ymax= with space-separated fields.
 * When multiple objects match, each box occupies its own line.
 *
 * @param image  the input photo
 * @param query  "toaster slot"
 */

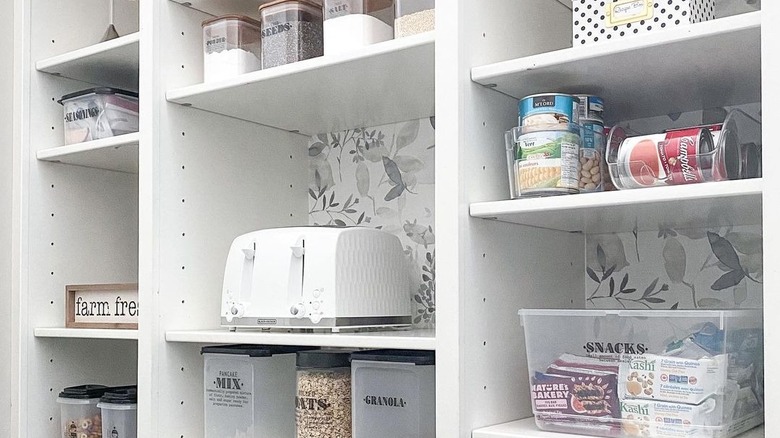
xmin=289 ymin=237 xmax=306 ymax=317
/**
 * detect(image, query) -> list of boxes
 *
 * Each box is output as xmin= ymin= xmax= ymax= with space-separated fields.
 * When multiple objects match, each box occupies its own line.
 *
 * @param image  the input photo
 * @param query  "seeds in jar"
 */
xmin=515 ymin=127 xmax=581 ymax=196
xmin=296 ymin=370 xmax=352 ymax=438
xmin=263 ymin=20 xmax=324 ymax=68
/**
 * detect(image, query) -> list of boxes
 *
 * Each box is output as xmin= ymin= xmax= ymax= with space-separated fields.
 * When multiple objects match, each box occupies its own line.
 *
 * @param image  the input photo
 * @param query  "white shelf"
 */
xmin=166 ymin=31 xmax=435 ymax=135
xmin=471 ymin=12 xmax=761 ymax=124
xmin=169 ymin=0 xmax=269 ymax=16
xmin=36 ymin=132 xmax=139 ymax=174
xmin=36 ymin=32 xmax=140 ymax=91
xmin=472 ymin=418 xmax=765 ymax=438
xmin=34 ymin=327 xmax=138 ymax=340
xmin=469 ymin=179 xmax=762 ymax=234
xmin=165 ymin=328 xmax=436 ymax=350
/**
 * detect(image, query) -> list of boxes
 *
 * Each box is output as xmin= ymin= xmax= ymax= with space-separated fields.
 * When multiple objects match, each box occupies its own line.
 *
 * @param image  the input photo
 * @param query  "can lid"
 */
xmin=296 ymin=349 xmax=351 ymax=368
xmin=202 ymin=14 xmax=262 ymax=28
xmin=100 ymin=386 xmax=137 ymax=404
xmin=201 ymin=344 xmax=315 ymax=357
xmin=351 ymin=349 xmax=435 ymax=365
xmin=58 ymin=87 xmax=138 ymax=105
xmin=58 ymin=384 xmax=109 ymax=399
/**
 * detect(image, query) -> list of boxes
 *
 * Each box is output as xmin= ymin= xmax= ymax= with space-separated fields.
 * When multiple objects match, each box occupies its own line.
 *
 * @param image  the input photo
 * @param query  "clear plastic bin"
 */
xmin=97 ymin=386 xmax=137 ymax=438
xmin=519 ymin=309 xmax=764 ymax=437
xmin=202 ymin=344 xmax=313 ymax=438
xmin=296 ymin=350 xmax=353 ymax=438
xmin=351 ymin=349 xmax=436 ymax=438
xmin=259 ymin=0 xmax=324 ymax=69
xmin=323 ymin=0 xmax=394 ymax=55
xmin=57 ymin=384 xmax=109 ymax=438
xmin=202 ymin=15 xmax=262 ymax=82
xmin=394 ymin=0 xmax=435 ymax=38
xmin=58 ymin=88 xmax=139 ymax=145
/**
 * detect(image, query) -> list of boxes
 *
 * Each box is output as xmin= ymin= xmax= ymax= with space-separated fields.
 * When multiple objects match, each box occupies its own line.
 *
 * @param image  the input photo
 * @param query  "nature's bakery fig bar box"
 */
xmin=618 ymin=354 xmax=728 ymax=404
xmin=532 ymin=370 xmax=620 ymax=418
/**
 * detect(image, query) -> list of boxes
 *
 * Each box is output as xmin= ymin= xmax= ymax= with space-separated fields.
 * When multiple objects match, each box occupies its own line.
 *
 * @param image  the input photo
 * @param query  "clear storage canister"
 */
xmin=323 ymin=0 xmax=394 ymax=55
xmin=202 ymin=15 xmax=263 ymax=82
xmin=259 ymin=0 xmax=324 ymax=69
xmin=57 ymin=384 xmax=108 ymax=438
xmin=394 ymin=0 xmax=434 ymax=38
xmin=97 ymin=386 xmax=137 ymax=438
xmin=296 ymin=350 xmax=352 ymax=438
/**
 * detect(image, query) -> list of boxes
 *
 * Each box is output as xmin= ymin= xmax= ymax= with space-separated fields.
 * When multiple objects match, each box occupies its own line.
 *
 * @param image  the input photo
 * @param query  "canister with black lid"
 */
xmin=296 ymin=350 xmax=352 ymax=438
xmin=57 ymin=384 xmax=109 ymax=438
xmin=97 ymin=386 xmax=137 ymax=438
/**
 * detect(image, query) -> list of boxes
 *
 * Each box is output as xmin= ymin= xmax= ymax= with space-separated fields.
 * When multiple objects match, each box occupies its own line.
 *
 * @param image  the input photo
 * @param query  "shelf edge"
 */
xmin=35 ymin=32 xmax=141 ymax=73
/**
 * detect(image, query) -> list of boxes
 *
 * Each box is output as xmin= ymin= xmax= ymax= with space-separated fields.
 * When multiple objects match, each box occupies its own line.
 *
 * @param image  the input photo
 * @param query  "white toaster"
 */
xmin=221 ymin=226 xmax=412 ymax=330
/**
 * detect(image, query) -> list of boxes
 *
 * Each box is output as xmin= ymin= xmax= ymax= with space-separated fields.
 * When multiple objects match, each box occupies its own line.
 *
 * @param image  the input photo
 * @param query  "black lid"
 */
xmin=58 ymin=87 xmax=139 ymax=105
xmin=351 ymin=349 xmax=435 ymax=365
xmin=201 ymin=344 xmax=315 ymax=357
xmin=100 ymin=386 xmax=137 ymax=404
xmin=296 ymin=350 xmax=351 ymax=369
xmin=58 ymin=384 xmax=109 ymax=399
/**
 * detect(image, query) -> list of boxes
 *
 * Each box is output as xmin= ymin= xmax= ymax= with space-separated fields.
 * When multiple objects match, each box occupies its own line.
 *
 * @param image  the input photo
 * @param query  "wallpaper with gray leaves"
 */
xmin=585 ymin=225 xmax=762 ymax=310
xmin=308 ymin=118 xmax=436 ymax=326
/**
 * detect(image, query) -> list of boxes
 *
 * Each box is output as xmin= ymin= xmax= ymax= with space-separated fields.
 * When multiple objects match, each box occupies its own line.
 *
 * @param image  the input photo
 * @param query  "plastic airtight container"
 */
xmin=97 ymin=386 xmax=137 ymax=438
xmin=519 ymin=309 xmax=764 ymax=438
xmin=323 ymin=0 xmax=394 ymax=55
xmin=394 ymin=0 xmax=434 ymax=38
xmin=58 ymin=88 xmax=139 ymax=145
xmin=202 ymin=15 xmax=262 ymax=82
xmin=259 ymin=0 xmax=324 ymax=69
xmin=203 ymin=345 xmax=312 ymax=438
xmin=57 ymin=384 xmax=109 ymax=438
xmin=296 ymin=350 xmax=353 ymax=438
xmin=351 ymin=349 xmax=436 ymax=438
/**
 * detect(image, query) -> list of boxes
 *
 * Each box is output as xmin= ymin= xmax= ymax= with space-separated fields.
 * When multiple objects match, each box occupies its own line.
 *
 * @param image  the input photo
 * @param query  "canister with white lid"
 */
xmin=57 ymin=384 xmax=109 ymax=438
xmin=351 ymin=349 xmax=436 ymax=438
xmin=97 ymin=386 xmax=137 ymax=438
xmin=323 ymin=0 xmax=394 ymax=55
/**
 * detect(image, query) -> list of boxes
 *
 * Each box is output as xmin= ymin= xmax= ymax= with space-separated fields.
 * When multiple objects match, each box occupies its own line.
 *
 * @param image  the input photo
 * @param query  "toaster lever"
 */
xmin=290 ymin=244 xmax=305 ymax=258
xmin=242 ymin=243 xmax=255 ymax=260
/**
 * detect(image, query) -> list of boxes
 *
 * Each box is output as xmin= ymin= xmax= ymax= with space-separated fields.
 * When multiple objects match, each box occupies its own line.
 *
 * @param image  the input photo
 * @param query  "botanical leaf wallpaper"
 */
xmin=585 ymin=224 xmax=762 ymax=310
xmin=308 ymin=118 xmax=436 ymax=326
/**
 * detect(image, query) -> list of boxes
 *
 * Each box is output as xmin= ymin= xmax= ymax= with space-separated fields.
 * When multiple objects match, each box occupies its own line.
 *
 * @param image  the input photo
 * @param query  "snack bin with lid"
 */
xmin=202 ymin=15 xmax=263 ymax=82
xmin=296 ymin=350 xmax=353 ymax=438
xmin=97 ymin=386 xmax=137 ymax=438
xmin=259 ymin=0 xmax=324 ymax=69
xmin=394 ymin=0 xmax=435 ymax=37
xmin=57 ymin=384 xmax=109 ymax=438
xmin=323 ymin=0 xmax=394 ymax=55
xmin=202 ymin=344 xmax=314 ymax=438
xmin=351 ymin=349 xmax=436 ymax=438
xmin=58 ymin=88 xmax=139 ymax=145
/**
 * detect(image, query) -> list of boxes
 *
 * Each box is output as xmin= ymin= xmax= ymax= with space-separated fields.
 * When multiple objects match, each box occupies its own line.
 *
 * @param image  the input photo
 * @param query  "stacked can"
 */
xmin=574 ymin=94 xmax=607 ymax=192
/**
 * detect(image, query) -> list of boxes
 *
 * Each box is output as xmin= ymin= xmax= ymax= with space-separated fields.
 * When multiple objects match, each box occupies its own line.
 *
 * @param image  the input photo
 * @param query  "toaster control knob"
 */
xmin=229 ymin=303 xmax=245 ymax=319
xmin=310 ymin=312 xmax=323 ymax=324
xmin=313 ymin=288 xmax=323 ymax=298
xmin=290 ymin=303 xmax=306 ymax=318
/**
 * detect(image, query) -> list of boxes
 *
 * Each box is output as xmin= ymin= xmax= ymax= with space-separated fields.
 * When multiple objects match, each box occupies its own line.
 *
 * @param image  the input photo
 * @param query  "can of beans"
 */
xmin=513 ymin=124 xmax=581 ymax=196
xmin=575 ymin=94 xmax=604 ymax=124
xmin=519 ymin=93 xmax=579 ymax=129
xmin=579 ymin=120 xmax=606 ymax=192
xmin=614 ymin=129 xmax=715 ymax=188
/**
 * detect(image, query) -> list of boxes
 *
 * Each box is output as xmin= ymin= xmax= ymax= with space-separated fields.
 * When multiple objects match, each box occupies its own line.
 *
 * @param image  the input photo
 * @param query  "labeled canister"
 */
xmin=519 ymin=93 xmax=579 ymax=128
xmin=511 ymin=124 xmax=581 ymax=196
xmin=579 ymin=120 xmax=606 ymax=192
xmin=613 ymin=129 xmax=714 ymax=189
xmin=575 ymin=94 xmax=604 ymax=124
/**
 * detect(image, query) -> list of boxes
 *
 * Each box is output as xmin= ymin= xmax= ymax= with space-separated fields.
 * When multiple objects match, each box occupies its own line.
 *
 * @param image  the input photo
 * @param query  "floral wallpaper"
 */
xmin=308 ymin=117 xmax=436 ymax=326
xmin=585 ymin=224 xmax=762 ymax=310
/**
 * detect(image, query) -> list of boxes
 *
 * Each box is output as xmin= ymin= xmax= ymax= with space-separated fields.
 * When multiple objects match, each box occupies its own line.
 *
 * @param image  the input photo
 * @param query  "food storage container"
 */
xmin=519 ymin=309 xmax=764 ymax=438
xmin=58 ymin=88 xmax=139 ymax=145
xmin=259 ymin=0 xmax=324 ymax=69
xmin=351 ymin=349 xmax=435 ymax=438
xmin=573 ymin=0 xmax=715 ymax=46
xmin=57 ymin=384 xmax=109 ymax=438
xmin=202 ymin=15 xmax=262 ymax=82
xmin=394 ymin=0 xmax=434 ymax=38
xmin=97 ymin=386 xmax=137 ymax=438
xmin=202 ymin=344 xmax=313 ymax=438
xmin=323 ymin=0 xmax=394 ymax=55
xmin=296 ymin=350 xmax=352 ymax=438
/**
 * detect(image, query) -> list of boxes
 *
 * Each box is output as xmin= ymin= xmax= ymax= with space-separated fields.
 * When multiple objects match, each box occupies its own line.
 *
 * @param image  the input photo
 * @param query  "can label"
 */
xmin=576 ymin=95 xmax=605 ymax=123
xmin=617 ymin=130 xmax=713 ymax=188
xmin=515 ymin=130 xmax=580 ymax=195
xmin=580 ymin=121 xmax=605 ymax=192
xmin=520 ymin=94 xmax=579 ymax=128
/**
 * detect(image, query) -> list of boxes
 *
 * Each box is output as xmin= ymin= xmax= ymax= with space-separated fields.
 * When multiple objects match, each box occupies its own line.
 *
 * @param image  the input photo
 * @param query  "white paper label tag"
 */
xmin=607 ymin=0 xmax=654 ymax=26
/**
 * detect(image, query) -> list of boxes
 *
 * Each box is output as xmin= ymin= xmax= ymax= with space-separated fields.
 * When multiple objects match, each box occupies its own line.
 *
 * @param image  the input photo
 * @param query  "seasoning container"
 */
xmin=57 ymin=384 xmax=108 ymax=438
xmin=506 ymin=124 xmax=581 ymax=198
xmin=323 ymin=0 xmax=394 ymax=56
xmin=58 ymin=88 xmax=139 ymax=145
xmin=519 ymin=93 xmax=579 ymax=129
xmin=202 ymin=344 xmax=313 ymax=438
xmin=202 ymin=15 xmax=262 ymax=82
xmin=97 ymin=386 xmax=137 ymax=438
xmin=579 ymin=121 xmax=605 ymax=192
xmin=259 ymin=0 xmax=324 ymax=69
xmin=296 ymin=350 xmax=352 ymax=438
xmin=394 ymin=0 xmax=435 ymax=38
xmin=351 ymin=350 xmax=435 ymax=438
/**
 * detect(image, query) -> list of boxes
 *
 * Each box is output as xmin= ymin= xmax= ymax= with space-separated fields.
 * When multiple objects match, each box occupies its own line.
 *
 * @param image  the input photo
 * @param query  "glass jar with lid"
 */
xmin=323 ymin=0 xmax=394 ymax=55
xmin=202 ymin=15 xmax=263 ymax=82
xmin=258 ymin=0 xmax=324 ymax=69
xmin=296 ymin=350 xmax=352 ymax=438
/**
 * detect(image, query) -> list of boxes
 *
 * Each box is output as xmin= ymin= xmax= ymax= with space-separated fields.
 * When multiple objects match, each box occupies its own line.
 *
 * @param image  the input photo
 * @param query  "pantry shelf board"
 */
xmin=36 ymin=132 xmax=139 ymax=174
xmin=169 ymin=0 xmax=270 ymax=16
xmin=471 ymin=11 xmax=761 ymax=124
xmin=33 ymin=327 xmax=138 ymax=340
xmin=35 ymin=32 xmax=140 ymax=91
xmin=166 ymin=31 xmax=435 ymax=136
xmin=472 ymin=418 xmax=765 ymax=438
xmin=165 ymin=328 xmax=436 ymax=350
xmin=469 ymin=178 xmax=762 ymax=234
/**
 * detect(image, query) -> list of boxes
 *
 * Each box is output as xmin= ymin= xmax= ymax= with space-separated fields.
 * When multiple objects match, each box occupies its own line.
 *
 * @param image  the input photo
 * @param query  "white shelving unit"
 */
xmin=34 ymin=328 xmax=139 ymax=340
xmin=36 ymin=132 xmax=140 ymax=173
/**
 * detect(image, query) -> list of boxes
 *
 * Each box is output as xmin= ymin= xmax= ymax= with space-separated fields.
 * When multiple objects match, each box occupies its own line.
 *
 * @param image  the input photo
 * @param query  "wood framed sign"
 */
xmin=66 ymin=283 xmax=139 ymax=329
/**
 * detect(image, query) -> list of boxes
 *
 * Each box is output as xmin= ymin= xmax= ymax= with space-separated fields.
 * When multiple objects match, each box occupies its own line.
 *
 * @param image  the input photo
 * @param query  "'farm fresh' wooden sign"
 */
xmin=66 ymin=284 xmax=139 ymax=329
